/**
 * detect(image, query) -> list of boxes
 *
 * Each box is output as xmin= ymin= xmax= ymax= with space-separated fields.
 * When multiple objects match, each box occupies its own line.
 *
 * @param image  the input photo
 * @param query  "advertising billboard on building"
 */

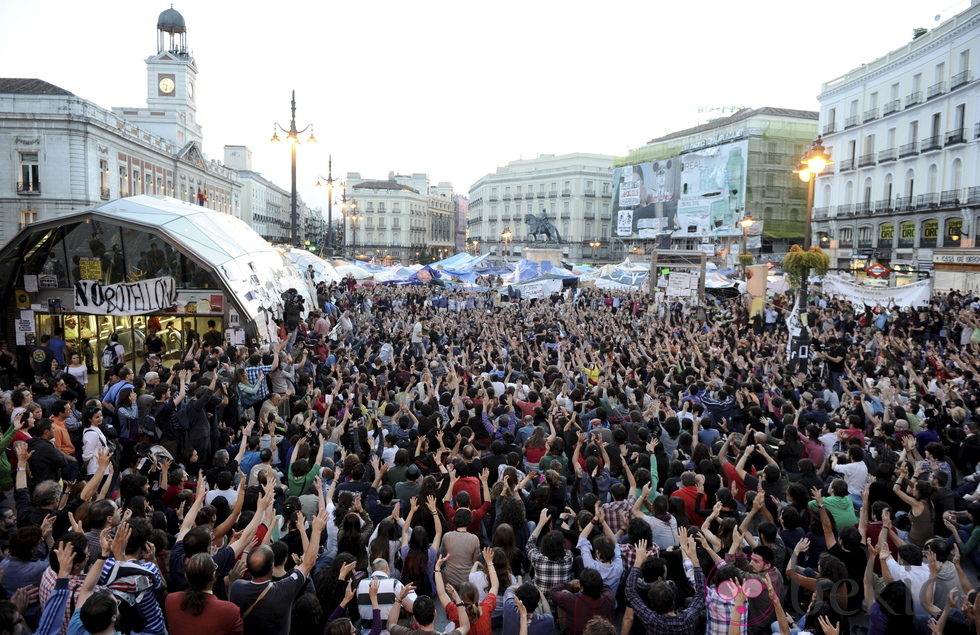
xmin=610 ymin=160 xmax=680 ymax=238
xmin=675 ymin=139 xmax=748 ymax=238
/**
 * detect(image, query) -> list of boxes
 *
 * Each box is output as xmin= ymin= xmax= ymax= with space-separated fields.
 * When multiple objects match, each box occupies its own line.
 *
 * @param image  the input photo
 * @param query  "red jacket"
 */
xmin=670 ymin=485 xmax=705 ymax=525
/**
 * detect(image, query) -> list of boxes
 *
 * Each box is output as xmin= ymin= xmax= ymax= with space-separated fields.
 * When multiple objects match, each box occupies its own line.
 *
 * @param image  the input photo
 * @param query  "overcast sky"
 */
xmin=0 ymin=0 xmax=969 ymax=211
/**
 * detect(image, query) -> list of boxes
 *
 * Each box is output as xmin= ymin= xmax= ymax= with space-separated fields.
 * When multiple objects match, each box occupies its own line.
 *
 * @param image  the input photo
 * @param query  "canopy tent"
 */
xmin=284 ymin=248 xmax=342 ymax=285
xmin=501 ymin=259 xmax=577 ymax=284
xmin=0 ymin=195 xmax=314 ymax=343
xmin=334 ymin=263 xmax=374 ymax=280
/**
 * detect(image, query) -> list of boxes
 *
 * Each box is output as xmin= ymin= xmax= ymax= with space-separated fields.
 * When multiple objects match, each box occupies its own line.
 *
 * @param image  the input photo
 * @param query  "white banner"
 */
xmin=822 ymin=275 xmax=932 ymax=309
xmin=513 ymin=278 xmax=563 ymax=299
xmin=74 ymin=276 xmax=177 ymax=315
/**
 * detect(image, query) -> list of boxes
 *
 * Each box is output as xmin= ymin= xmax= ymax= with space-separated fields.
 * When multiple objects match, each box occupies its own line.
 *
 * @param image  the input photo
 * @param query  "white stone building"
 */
xmin=0 ymin=7 xmax=300 ymax=248
xmin=346 ymin=172 xmax=457 ymax=262
xmin=467 ymin=153 xmax=614 ymax=261
xmin=814 ymin=0 xmax=980 ymax=280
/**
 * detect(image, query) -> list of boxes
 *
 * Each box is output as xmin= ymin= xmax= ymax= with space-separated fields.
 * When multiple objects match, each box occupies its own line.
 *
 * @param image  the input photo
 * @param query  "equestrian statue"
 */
xmin=524 ymin=210 xmax=564 ymax=244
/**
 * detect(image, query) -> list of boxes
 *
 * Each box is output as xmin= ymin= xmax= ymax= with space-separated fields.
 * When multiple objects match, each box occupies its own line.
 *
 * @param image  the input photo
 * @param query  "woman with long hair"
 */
xmin=473 ymin=548 xmax=516 ymax=619
xmin=165 ymin=553 xmax=243 ymax=634
xmin=335 ymin=497 xmax=374 ymax=571
xmin=399 ymin=496 xmax=443 ymax=597
xmin=81 ymin=405 xmax=108 ymax=476
xmin=523 ymin=427 xmax=548 ymax=473
xmin=235 ymin=367 xmax=264 ymax=420
xmin=491 ymin=523 xmax=530 ymax=579
xmin=367 ymin=517 xmax=401 ymax=575
xmin=436 ymin=548 xmax=499 ymax=635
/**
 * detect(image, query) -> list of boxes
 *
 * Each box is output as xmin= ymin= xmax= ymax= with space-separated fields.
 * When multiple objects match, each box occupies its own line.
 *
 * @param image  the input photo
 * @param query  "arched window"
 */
xmin=945 ymin=217 xmax=963 ymax=247
xmin=927 ymin=164 xmax=938 ymax=193
xmin=857 ymin=225 xmax=873 ymax=247
xmin=952 ymin=158 xmax=963 ymax=192
xmin=899 ymin=221 xmax=916 ymax=247
xmin=904 ymin=169 xmax=915 ymax=203
xmin=840 ymin=227 xmax=853 ymax=247
xmin=921 ymin=218 xmax=939 ymax=247
xmin=879 ymin=222 xmax=895 ymax=247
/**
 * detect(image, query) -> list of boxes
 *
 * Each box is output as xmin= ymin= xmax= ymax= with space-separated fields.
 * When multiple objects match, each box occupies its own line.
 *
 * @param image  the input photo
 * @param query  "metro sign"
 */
xmin=766 ymin=261 xmax=776 ymax=270
xmin=865 ymin=262 xmax=890 ymax=278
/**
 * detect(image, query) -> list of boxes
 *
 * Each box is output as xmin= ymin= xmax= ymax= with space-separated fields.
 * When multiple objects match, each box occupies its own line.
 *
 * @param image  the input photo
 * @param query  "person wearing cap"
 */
xmin=396 ymin=465 xmax=421 ymax=508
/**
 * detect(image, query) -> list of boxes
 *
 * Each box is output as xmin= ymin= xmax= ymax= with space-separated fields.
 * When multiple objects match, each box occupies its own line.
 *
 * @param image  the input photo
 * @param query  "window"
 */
xmin=890 ymin=83 xmax=899 ymax=100
xmin=18 ymin=152 xmax=40 ymax=193
xmin=393 ymin=202 xmax=401 ymax=213
xmin=840 ymin=227 xmax=853 ymax=246
xmin=99 ymin=160 xmax=110 ymax=197
xmin=602 ymin=182 xmax=610 ymax=195
xmin=849 ymin=100 xmax=858 ymax=117
xmin=921 ymin=219 xmax=939 ymax=247
xmin=19 ymin=209 xmax=37 ymax=229
xmin=119 ymin=167 xmax=129 ymax=197
xmin=879 ymin=223 xmax=894 ymax=244
xmin=936 ymin=62 xmax=945 ymax=83
xmin=913 ymin=73 xmax=922 ymax=92
xmin=864 ymin=134 xmax=875 ymax=154
xmin=961 ymin=50 xmax=970 ymax=73
xmin=585 ymin=180 xmax=594 ymax=192
xmin=946 ymin=218 xmax=963 ymax=246
xmin=858 ymin=226 xmax=873 ymax=245
xmin=378 ymin=202 xmax=385 ymax=212
xmin=869 ymin=92 xmax=878 ymax=109
xmin=516 ymin=185 xmax=522 ymax=195
xmin=828 ymin=108 xmax=836 ymax=126
xmin=887 ymin=128 xmax=896 ymax=149
xmin=899 ymin=222 xmax=914 ymax=247
xmin=909 ymin=120 xmax=918 ymax=143
xmin=366 ymin=202 xmax=374 ymax=212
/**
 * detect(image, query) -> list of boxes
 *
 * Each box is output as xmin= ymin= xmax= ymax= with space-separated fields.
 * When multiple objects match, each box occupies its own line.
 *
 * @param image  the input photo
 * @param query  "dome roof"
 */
xmin=157 ymin=7 xmax=186 ymax=33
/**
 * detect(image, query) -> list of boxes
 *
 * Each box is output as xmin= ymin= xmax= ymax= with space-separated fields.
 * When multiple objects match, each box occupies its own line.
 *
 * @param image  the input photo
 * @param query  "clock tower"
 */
xmin=113 ymin=6 xmax=202 ymax=147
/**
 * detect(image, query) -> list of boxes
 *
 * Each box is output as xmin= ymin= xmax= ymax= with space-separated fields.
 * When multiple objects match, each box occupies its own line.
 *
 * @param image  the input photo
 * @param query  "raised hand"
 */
xmin=54 ymin=541 xmax=76 ymax=578
xmin=482 ymin=547 xmax=495 ymax=565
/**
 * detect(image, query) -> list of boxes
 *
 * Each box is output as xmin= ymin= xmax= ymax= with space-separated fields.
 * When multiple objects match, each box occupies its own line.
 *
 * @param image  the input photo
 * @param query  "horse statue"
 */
xmin=524 ymin=213 xmax=563 ymax=244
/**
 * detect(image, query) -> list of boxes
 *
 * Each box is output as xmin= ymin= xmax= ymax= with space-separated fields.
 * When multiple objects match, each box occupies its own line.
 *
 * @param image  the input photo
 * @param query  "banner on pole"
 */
xmin=74 ymin=276 xmax=177 ymax=316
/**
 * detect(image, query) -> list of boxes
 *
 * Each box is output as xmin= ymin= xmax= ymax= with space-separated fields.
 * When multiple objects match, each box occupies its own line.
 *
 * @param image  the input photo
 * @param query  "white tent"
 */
xmin=284 ymin=248 xmax=342 ymax=285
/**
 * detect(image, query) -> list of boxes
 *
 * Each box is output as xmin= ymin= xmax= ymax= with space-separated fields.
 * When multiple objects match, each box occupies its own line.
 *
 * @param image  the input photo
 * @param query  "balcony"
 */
xmin=894 ymin=196 xmax=912 ymax=211
xmin=813 ymin=206 xmax=830 ymax=219
xmin=839 ymin=157 xmax=855 ymax=171
xmin=600 ymin=190 xmax=611 ymax=198
xmin=921 ymin=135 xmax=942 ymax=152
xmin=899 ymin=141 xmax=919 ymax=157
xmin=100 ymin=186 xmax=110 ymax=199
xmin=878 ymin=148 xmax=897 ymax=162
xmin=883 ymin=99 xmax=901 ymax=116
xmin=16 ymin=181 xmax=40 ymax=195
xmin=855 ymin=202 xmax=871 ymax=215
xmin=822 ymin=122 xmax=836 ymax=135
xmin=874 ymin=199 xmax=892 ymax=214
xmin=584 ymin=190 xmax=596 ymax=197
xmin=536 ymin=191 xmax=546 ymax=198
xmin=969 ymin=186 xmax=980 ymax=205
xmin=524 ymin=192 xmax=534 ymax=200
xmin=858 ymin=153 xmax=876 ymax=167
xmin=863 ymin=108 xmax=879 ymax=123
xmin=561 ymin=189 xmax=571 ymax=197
xmin=488 ymin=195 xmax=499 ymax=202
xmin=548 ymin=191 xmax=558 ymax=198
xmin=927 ymin=81 xmax=946 ymax=99
xmin=857 ymin=239 xmax=874 ymax=249
xmin=915 ymin=193 xmax=939 ymax=209
xmin=844 ymin=115 xmax=860 ymax=129
xmin=946 ymin=128 xmax=966 ymax=145
xmin=837 ymin=204 xmax=855 ymax=217
xmin=906 ymin=91 xmax=922 ymax=108
xmin=940 ymin=189 xmax=961 ymax=207
xmin=502 ymin=194 xmax=512 ymax=201
xmin=952 ymin=70 xmax=972 ymax=89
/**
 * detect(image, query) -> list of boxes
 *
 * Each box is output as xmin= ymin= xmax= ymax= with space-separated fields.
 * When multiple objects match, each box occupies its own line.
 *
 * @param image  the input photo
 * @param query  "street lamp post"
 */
xmin=789 ymin=136 xmax=832 ymax=372
xmin=350 ymin=208 xmax=361 ymax=257
xmin=270 ymin=90 xmax=316 ymax=246
xmin=589 ymin=240 xmax=601 ymax=263
xmin=501 ymin=228 xmax=513 ymax=262
xmin=315 ymin=156 xmax=337 ymax=256
xmin=738 ymin=216 xmax=756 ymax=267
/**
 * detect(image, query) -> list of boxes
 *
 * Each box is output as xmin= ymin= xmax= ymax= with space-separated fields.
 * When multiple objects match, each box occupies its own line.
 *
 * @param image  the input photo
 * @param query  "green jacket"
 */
xmin=0 ymin=424 xmax=18 ymax=490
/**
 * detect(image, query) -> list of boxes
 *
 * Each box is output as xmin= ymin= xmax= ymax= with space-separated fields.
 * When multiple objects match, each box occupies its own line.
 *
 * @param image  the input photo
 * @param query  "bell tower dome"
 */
xmin=157 ymin=6 xmax=188 ymax=56
xmin=113 ymin=5 xmax=202 ymax=146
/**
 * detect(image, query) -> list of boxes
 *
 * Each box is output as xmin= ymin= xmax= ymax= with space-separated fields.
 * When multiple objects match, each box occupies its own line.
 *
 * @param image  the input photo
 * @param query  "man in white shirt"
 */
xmin=879 ymin=539 xmax=930 ymax=617
xmin=831 ymin=446 xmax=868 ymax=509
xmin=357 ymin=559 xmax=416 ymax=634
xmin=410 ymin=321 xmax=424 ymax=357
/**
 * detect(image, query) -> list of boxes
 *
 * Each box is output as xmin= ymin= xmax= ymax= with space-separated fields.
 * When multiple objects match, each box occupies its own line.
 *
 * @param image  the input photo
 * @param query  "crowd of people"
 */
xmin=1 ymin=279 xmax=980 ymax=635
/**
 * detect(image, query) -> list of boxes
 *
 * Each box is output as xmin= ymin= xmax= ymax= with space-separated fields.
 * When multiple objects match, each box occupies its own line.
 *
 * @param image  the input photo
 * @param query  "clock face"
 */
xmin=159 ymin=77 xmax=175 ymax=94
xmin=187 ymin=82 xmax=194 ymax=99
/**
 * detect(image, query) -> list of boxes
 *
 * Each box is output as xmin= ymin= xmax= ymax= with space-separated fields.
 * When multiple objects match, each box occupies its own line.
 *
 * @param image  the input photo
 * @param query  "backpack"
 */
xmin=101 ymin=343 xmax=120 ymax=368
xmin=137 ymin=412 xmax=162 ymax=442
xmin=173 ymin=402 xmax=189 ymax=431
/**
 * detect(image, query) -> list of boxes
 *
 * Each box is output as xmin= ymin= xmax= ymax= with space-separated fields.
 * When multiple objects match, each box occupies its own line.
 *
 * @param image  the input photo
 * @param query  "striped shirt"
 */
xmin=357 ymin=571 xmax=417 ymax=633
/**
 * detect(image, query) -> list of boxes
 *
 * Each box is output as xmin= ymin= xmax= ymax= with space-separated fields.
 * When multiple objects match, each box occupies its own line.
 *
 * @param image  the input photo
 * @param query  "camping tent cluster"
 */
xmin=280 ymin=251 xmax=749 ymax=298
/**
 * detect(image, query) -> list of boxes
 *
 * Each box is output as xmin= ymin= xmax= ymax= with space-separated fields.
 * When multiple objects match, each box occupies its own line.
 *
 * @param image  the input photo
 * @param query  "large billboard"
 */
xmin=675 ymin=139 xmax=748 ymax=237
xmin=611 ymin=160 xmax=680 ymax=238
